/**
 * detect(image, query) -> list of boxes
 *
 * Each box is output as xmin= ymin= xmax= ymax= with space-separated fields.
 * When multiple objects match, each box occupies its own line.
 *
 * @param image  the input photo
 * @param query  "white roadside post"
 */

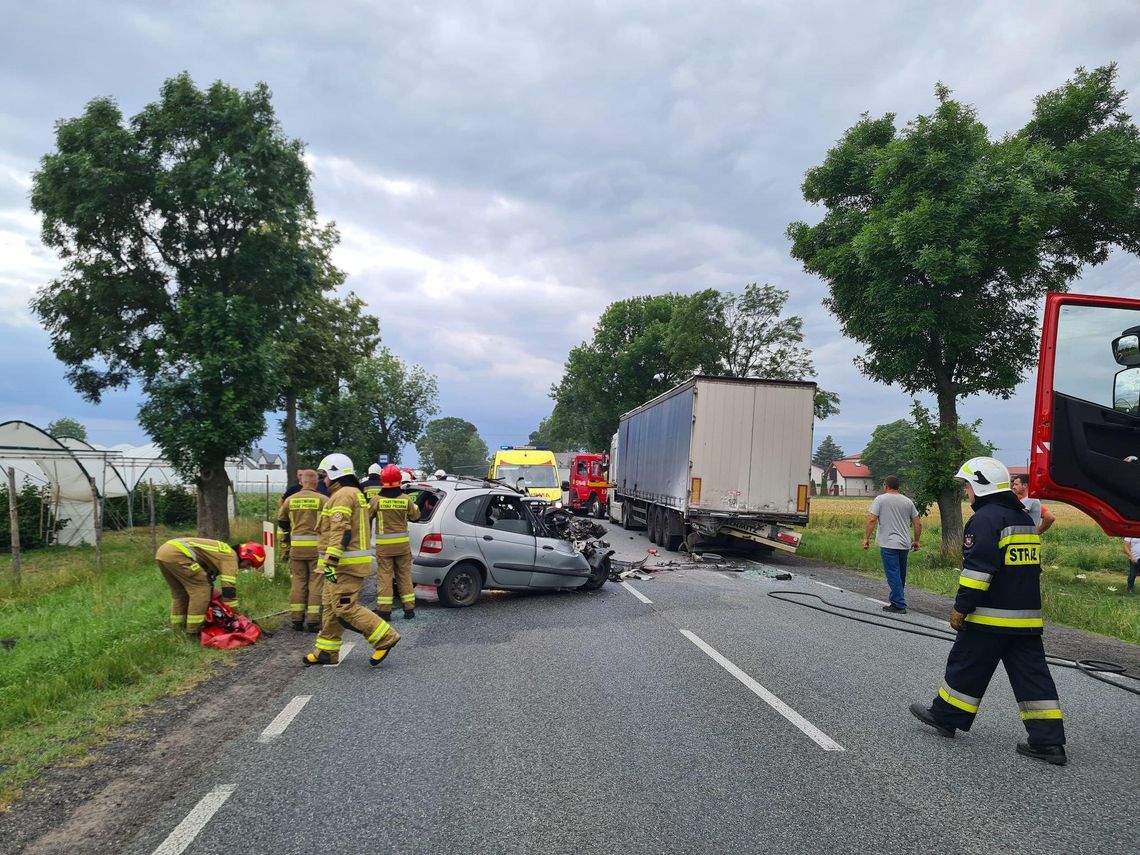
xmin=261 ymin=521 xmax=276 ymax=579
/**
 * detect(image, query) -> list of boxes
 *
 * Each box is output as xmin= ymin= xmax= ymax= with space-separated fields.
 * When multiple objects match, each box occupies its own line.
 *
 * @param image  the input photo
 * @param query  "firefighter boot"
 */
xmin=369 ymin=625 xmax=401 ymax=667
xmin=910 ymin=703 xmax=955 ymax=738
xmin=303 ymin=651 xmax=339 ymax=666
xmin=306 ymin=622 xmax=320 ymax=633
xmin=1017 ymin=742 xmax=1067 ymax=766
xmin=374 ymin=609 xmax=392 ymax=622
xmin=404 ymin=609 xmax=415 ymax=620
xmin=292 ymin=621 xmax=305 ymax=632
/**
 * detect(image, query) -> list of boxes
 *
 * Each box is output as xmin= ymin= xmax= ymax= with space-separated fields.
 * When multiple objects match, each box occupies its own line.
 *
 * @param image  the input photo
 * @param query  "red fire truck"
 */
xmin=565 ymin=452 xmax=612 ymax=518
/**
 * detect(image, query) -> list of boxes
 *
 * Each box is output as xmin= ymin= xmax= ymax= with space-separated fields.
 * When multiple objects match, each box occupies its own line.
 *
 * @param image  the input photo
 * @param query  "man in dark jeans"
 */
xmin=1124 ymin=537 xmax=1139 ymax=593
xmin=863 ymin=476 xmax=921 ymax=613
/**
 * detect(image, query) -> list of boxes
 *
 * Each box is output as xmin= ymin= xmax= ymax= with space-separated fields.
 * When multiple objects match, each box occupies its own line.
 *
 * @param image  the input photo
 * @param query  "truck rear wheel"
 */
xmin=664 ymin=511 xmax=683 ymax=552
xmin=588 ymin=495 xmax=600 ymax=519
xmin=653 ymin=506 xmax=666 ymax=547
xmin=646 ymin=505 xmax=658 ymax=543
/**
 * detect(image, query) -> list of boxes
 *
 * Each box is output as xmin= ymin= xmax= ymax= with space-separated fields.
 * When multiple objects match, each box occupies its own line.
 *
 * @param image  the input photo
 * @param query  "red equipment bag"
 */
xmin=200 ymin=590 xmax=262 ymax=649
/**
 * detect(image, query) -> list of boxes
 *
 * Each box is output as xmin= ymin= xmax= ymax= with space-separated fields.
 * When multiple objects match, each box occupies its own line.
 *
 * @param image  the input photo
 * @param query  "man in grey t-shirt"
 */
xmin=1011 ymin=474 xmax=1055 ymax=535
xmin=863 ymin=476 xmax=921 ymax=613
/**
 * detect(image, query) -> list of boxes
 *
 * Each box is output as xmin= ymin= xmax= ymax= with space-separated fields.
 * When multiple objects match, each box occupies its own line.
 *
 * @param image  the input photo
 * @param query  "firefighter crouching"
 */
xmin=911 ymin=457 xmax=1067 ymax=765
xmin=155 ymin=538 xmax=266 ymax=637
xmin=276 ymin=468 xmax=327 ymax=632
xmin=370 ymin=463 xmax=421 ymax=620
xmin=304 ymin=453 xmax=401 ymax=667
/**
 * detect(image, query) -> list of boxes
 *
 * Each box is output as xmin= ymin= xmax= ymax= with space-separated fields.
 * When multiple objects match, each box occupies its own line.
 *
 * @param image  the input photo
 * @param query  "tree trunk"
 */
xmin=197 ymin=458 xmax=231 ymax=541
xmin=935 ymin=386 xmax=964 ymax=559
xmin=284 ymin=393 xmax=299 ymax=478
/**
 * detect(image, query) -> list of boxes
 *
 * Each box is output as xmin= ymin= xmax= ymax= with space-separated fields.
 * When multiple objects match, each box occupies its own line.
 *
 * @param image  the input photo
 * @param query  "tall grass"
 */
xmin=0 ymin=522 xmax=289 ymax=808
xmin=801 ymin=497 xmax=1139 ymax=644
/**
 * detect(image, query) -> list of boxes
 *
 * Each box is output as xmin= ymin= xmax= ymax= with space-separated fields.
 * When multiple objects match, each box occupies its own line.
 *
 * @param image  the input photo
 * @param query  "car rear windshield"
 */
xmin=495 ymin=464 xmax=559 ymax=488
xmin=410 ymin=488 xmax=444 ymax=522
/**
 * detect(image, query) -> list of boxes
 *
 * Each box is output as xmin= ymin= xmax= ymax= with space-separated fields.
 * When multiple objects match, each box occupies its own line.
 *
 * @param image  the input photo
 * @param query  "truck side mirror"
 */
xmin=1113 ymin=331 xmax=1140 ymax=366
xmin=561 ymin=481 xmax=570 ymax=492
xmin=1114 ymin=367 xmax=1140 ymax=414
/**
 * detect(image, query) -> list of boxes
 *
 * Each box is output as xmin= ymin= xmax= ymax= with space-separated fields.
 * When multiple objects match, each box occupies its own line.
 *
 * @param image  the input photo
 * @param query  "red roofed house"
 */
xmin=825 ymin=454 xmax=876 ymax=496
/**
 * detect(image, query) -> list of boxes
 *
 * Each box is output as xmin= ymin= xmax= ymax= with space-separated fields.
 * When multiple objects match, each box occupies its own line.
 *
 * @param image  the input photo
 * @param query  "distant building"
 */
xmin=825 ymin=454 xmax=876 ymax=496
xmin=810 ymin=463 xmax=826 ymax=495
xmin=243 ymin=448 xmax=283 ymax=470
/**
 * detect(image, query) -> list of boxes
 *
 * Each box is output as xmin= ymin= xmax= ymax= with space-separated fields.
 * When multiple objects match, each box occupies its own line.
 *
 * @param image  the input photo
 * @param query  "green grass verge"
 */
xmin=0 ymin=521 xmax=289 ymax=809
xmin=799 ymin=516 xmax=1139 ymax=645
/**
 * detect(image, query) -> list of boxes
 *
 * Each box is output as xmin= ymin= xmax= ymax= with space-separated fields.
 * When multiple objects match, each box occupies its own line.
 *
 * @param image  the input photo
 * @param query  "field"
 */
xmin=0 ymin=517 xmax=290 ymax=809
xmin=800 ymin=497 xmax=1138 ymax=644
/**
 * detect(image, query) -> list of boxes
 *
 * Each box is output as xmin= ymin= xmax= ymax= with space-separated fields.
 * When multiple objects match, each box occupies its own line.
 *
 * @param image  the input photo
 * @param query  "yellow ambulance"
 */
xmin=489 ymin=446 xmax=565 ymax=504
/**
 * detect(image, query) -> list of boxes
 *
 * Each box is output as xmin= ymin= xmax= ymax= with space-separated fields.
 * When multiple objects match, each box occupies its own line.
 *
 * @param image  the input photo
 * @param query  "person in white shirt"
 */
xmin=1122 ymin=538 xmax=1139 ymax=594
xmin=1011 ymin=474 xmax=1055 ymax=535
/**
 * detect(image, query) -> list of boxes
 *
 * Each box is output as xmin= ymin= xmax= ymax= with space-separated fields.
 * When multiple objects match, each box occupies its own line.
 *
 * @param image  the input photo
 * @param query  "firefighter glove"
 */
xmin=323 ymin=556 xmax=339 ymax=583
xmin=949 ymin=609 xmax=966 ymax=631
xmin=221 ymin=586 xmax=237 ymax=601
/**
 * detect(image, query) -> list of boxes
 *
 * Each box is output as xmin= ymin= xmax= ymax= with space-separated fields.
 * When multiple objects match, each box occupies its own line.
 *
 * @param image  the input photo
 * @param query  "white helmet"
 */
xmin=317 ymin=453 xmax=356 ymax=481
xmin=367 ymin=463 xmax=383 ymax=476
xmin=954 ymin=456 xmax=1010 ymax=497
xmin=433 ymin=469 xmax=446 ymax=479
xmin=400 ymin=469 xmax=413 ymax=484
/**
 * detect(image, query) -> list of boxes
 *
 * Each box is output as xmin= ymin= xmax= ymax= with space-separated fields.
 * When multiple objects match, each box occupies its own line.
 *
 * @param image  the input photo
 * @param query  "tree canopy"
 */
xmin=545 ymin=285 xmax=837 ymax=451
xmin=416 ymin=417 xmax=490 ymax=475
xmin=788 ymin=64 xmax=1140 ymax=554
xmin=297 ymin=348 xmax=439 ymax=471
xmin=812 ymin=435 xmax=845 ymax=470
xmin=46 ymin=417 xmax=87 ymax=442
xmin=31 ymin=73 xmax=341 ymax=539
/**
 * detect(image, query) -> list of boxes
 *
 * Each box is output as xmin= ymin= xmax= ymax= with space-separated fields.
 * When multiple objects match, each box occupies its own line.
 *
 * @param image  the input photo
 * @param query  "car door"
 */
xmin=1033 ymin=293 xmax=1140 ymax=535
xmin=474 ymin=494 xmax=536 ymax=587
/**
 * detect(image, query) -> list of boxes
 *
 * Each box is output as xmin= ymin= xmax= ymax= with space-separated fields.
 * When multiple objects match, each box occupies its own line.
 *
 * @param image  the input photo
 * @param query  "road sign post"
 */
xmin=262 ymin=521 xmax=276 ymax=579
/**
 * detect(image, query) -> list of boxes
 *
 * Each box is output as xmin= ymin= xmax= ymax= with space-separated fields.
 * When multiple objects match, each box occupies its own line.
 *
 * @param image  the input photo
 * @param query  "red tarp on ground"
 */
xmin=200 ymin=590 xmax=262 ymax=649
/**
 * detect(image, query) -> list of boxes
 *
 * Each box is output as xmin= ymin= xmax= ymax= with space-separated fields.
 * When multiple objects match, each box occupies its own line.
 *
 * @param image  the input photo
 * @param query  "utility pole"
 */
xmin=7 ymin=467 xmax=20 ymax=588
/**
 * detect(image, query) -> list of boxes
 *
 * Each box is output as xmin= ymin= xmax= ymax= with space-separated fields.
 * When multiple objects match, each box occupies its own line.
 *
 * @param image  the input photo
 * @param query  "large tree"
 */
xmin=297 ymin=347 xmax=439 ymax=470
xmin=788 ymin=65 xmax=1140 ymax=555
xmin=416 ymin=417 xmax=490 ymax=475
xmin=275 ymin=292 xmax=379 ymax=476
xmin=812 ymin=435 xmax=845 ymax=469
xmin=46 ymin=417 xmax=87 ymax=442
xmin=31 ymin=74 xmax=341 ymax=539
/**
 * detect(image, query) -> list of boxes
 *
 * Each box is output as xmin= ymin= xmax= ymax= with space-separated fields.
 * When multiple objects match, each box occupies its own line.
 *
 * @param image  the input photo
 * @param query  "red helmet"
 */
xmin=381 ymin=464 xmax=403 ymax=487
xmin=238 ymin=542 xmax=266 ymax=568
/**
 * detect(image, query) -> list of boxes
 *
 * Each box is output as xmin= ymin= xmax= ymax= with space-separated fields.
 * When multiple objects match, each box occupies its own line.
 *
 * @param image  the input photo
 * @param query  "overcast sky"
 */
xmin=2 ymin=0 xmax=1139 ymax=467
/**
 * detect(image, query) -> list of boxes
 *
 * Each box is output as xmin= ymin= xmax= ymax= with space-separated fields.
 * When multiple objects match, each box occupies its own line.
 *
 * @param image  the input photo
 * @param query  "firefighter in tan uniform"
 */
xmin=276 ymin=469 xmax=327 ymax=632
xmin=303 ymin=453 xmax=401 ymax=667
xmin=154 ymin=538 xmax=265 ymax=636
xmin=370 ymin=463 xmax=422 ymax=619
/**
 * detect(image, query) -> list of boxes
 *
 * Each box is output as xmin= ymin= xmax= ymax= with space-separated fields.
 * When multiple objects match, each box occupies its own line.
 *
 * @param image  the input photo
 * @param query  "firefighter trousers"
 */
xmin=312 ymin=574 xmax=400 ymax=664
xmin=376 ymin=552 xmax=415 ymax=612
xmin=157 ymin=558 xmax=212 ymax=636
xmin=289 ymin=556 xmax=323 ymax=626
xmin=931 ymin=629 xmax=1065 ymax=746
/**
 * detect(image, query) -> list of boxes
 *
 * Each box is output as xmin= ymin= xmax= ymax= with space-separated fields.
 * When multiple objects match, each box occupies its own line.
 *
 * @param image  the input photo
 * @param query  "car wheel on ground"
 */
xmin=587 ymin=496 xmax=600 ymax=518
xmin=582 ymin=553 xmax=609 ymax=590
xmin=438 ymin=562 xmax=483 ymax=608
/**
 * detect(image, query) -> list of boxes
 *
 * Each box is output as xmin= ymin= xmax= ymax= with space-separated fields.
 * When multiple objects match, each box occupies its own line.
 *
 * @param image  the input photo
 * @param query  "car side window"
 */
xmin=481 ymin=495 xmax=532 ymax=534
xmin=454 ymin=496 xmax=485 ymax=525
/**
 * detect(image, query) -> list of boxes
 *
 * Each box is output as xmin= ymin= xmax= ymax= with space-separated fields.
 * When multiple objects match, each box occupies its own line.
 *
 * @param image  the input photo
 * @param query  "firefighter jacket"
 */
xmin=360 ymin=475 xmax=382 ymax=503
xmin=369 ymin=488 xmax=421 ymax=557
xmin=276 ymin=488 xmax=327 ymax=560
xmin=162 ymin=538 xmax=240 ymax=607
xmin=319 ymin=481 xmax=372 ymax=578
xmin=954 ymin=492 xmax=1044 ymax=635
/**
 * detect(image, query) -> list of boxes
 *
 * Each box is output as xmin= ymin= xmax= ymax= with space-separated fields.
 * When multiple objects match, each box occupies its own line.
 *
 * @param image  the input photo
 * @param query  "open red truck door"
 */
xmin=1033 ymin=292 xmax=1140 ymax=536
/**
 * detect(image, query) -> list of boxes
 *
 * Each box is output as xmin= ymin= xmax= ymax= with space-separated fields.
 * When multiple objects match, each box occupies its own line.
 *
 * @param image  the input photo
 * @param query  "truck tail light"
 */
xmin=420 ymin=533 xmax=444 ymax=555
xmin=777 ymin=531 xmax=801 ymax=547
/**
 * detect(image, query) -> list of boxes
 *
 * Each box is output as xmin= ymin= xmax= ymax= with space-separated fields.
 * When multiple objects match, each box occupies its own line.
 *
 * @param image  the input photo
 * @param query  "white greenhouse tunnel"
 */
xmin=0 ymin=420 xmax=291 ymax=547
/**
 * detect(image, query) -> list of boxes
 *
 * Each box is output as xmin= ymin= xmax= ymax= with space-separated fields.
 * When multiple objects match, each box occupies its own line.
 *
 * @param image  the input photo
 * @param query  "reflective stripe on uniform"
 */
xmin=170 ymin=614 xmax=186 ymax=625
xmin=958 ymin=568 xmax=993 ymax=590
xmin=315 ymin=636 xmax=342 ymax=652
xmin=186 ymin=614 xmax=205 ymax=627
xmin=306 ymin=605 xmax=321 ymax=615
xmin=1018 ymin=699 xmax=1063 ymax=720
xmin=400 ymin=593 xmax=415 ymax=605
xmin=339 ymin=549 xmax=372 ymax=566
xmin=291 ymin=537 xmax=319 ymax=547
xmin=939 ymin=683 xmax=981 ymax=714
xmin=377 ymin=596 xmax=394 ymax=606
xmin=367 ymin=620 xmax=392 ymax=644
xmin=375 ymin=532 xmax=410 ymax=544
xmin=964 ymin=607 xmax=1043 ymax=628
xmin=218 ymin=574 xmax=237 ymax=585
xmin=998 ymin=527 xmax=1040 ymax=550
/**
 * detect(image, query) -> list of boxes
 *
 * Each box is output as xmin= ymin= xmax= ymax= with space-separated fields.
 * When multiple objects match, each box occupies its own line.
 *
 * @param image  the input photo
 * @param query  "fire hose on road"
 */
xmin=767 ymin=590 xmax=1140 ymax=697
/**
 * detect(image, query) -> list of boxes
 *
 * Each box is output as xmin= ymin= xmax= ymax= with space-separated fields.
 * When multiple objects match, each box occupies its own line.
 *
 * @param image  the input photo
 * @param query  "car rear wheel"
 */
xmin=582 ymin=553 xmax=610 ymax=590
xmin=587 ymin=495 xmax=600 ymax=519
xmin=438 ymin=562 xmax=483 ymax=608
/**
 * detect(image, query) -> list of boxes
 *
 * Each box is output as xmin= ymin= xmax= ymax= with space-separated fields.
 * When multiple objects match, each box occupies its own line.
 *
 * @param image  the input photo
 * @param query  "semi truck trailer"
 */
xmin=608 ymin=375 xmax=814 ymax=553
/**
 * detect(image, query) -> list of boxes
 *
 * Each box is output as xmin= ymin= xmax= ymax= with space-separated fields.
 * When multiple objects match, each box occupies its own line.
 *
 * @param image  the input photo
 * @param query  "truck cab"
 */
xmin=1033 ymin=292 xmax=1140 ymax=534
xmin=566 ymin=452 xmax=612 ymax=518
xmin=488 ymin=446 xmax=566 ymax=505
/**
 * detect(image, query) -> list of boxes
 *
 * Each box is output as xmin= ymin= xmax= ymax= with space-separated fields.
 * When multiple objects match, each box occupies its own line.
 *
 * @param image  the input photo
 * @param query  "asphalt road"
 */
xmin=123 ymin=522 xmax=1139 ymax=855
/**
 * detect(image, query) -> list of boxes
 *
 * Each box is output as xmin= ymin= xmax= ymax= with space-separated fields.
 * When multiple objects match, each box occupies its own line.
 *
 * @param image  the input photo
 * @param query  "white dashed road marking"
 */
xmin=812 ymin=580 xmax=843 ymax=591
xmin=330 ymin=642 xmax=355 ymax=666
xmin=680 ymin=629 xmax=845 ymax=752
xmin=621 ymin=582 xmax=653 ymax=604
xmin=151 ymin=784 xmax=236 ymax=855
xmin=865 ymin=597 xmax=891 ymax=606
xmin=257 ymin=695 xmax=312 ymax=743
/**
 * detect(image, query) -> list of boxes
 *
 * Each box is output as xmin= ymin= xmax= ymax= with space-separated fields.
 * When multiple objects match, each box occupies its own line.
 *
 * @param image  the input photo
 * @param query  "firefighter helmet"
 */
xmin=237 ymin=542 xmax=266 ymax=569
xmin=954 ymin=456 xmax=1011 ymax=497
xmin=400 ymin=469 xmax=413 ymax=484
xmin=317 ymin=453 xmax=355 ymax=481
xmin=367 ymin=463 xmax=383 ymax=477
xmin=381 ymin=464 xmax=402 ymax=487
